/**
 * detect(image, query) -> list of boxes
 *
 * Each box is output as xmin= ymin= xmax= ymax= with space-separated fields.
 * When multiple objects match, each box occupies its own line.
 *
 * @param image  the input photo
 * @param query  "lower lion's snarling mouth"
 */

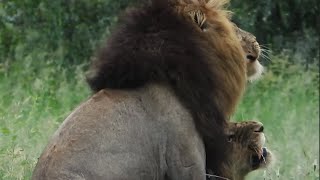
xmin=251 ymin=147 xmax=268 ymax=169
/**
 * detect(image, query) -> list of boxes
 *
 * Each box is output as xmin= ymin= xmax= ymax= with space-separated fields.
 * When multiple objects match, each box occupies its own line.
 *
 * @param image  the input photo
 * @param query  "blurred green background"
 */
xmin=0 ymin=0 xmax=318 ymax=179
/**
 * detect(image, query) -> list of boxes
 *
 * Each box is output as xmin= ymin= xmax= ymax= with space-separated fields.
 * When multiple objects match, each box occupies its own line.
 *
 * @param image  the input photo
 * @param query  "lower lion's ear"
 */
xmin=187 ymin=9 xmax=207 ymax=31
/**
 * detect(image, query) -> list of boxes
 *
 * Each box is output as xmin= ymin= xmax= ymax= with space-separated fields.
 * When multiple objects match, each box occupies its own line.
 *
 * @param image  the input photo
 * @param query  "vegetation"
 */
xmin=234 ymin=57 xmax=319 ymax=179
xmin=0 ymin=0 xmax=318 ymax=179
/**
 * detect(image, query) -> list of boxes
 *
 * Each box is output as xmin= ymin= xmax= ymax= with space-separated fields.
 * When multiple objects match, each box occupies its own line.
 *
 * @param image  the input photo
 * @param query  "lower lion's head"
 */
xmin=208 ymin=121 xmax=273 ymax=180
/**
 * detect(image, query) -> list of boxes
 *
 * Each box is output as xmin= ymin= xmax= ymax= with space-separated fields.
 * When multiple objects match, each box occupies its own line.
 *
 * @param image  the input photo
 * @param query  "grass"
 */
xmin=0 ymin=53 xmax=319 ymax=179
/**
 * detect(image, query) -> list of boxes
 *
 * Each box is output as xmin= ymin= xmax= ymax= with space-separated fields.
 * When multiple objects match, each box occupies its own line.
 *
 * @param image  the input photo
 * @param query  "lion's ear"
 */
xmin=188 ymin=9 xmax=207 ymax=31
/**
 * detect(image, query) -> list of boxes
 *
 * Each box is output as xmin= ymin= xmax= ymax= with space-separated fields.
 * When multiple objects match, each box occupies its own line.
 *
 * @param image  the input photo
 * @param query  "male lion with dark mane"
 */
xmin=33 ymin=0 xmax=271 ymax=179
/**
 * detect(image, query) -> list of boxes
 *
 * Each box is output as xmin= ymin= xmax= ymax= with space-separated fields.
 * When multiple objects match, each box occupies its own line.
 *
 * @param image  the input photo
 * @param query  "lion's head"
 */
xmin=207 ymin=121 xmax=273 ymax=180
xmin=233 ymin=25 xmax=264 ymax=81
xmin=174 ymin=1 xmax=264 ymax=82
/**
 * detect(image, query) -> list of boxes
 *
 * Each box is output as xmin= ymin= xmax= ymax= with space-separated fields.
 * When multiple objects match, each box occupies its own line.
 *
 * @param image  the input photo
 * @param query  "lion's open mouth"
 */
xmin=251 ymin=147 xmax=268 ymax=169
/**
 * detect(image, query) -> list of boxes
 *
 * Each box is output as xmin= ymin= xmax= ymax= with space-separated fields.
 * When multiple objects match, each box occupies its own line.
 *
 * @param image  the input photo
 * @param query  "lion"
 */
xmin=207 ymin=121 xmax=272 ymax=180
xmin=33 ymin=0 xmax=266 ymax=179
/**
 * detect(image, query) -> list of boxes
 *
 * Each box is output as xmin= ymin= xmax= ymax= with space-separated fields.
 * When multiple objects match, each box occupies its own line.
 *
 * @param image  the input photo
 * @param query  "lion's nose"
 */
xmin=254 ymin=125 xmax=264 ymax=132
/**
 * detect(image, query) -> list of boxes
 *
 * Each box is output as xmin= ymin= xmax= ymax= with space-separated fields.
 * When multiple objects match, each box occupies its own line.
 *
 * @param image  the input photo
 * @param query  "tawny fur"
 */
xmin=87 ymin=0 xmax=246 ymax=168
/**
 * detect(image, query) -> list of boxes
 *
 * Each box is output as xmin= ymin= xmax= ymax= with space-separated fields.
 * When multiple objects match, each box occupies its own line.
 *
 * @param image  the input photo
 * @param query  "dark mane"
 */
xmin=86 ymin=0 xmax=245 ymax=170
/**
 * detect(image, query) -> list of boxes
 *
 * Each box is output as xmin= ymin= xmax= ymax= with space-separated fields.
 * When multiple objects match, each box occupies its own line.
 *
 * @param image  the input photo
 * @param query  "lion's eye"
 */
xmin=228 ymin=134 xmax=235 ymax=142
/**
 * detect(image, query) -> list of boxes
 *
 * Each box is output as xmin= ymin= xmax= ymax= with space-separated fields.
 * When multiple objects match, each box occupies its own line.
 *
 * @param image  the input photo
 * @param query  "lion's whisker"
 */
xmin=260 ymin=51 xmax=272 ymax=57
xmin=260 ymin=53 xmax=270 ymax=60
xmin=259 ymin=44 xmax=271 ymax=49
xmin=260 ymin=48 xmax=272 ymax=56
xmin=261 ymin=56 xmax=271 ymax=62
xmin=260 ymin=46 xmax=271 ymax=50
xmin=260 ymin=49 xmax=272 ymax=54
xmin=205 ymin=173 xmax=230 ymax=180
xmin=260 ymin=48 xmax=272 ymax=54
xmin=260 ymin=52 xmax=272 ymax=62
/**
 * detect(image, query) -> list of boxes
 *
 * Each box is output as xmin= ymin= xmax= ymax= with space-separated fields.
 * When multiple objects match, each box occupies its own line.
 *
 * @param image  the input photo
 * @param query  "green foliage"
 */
xmin=1 ymin=0 xmax=318 ymax=67
xmin=0 ymin=0 xmax=136 ymax=65
xmin=0 ymin=49 xmax=90 ymax=179
xmin=231 ymin=0 xmax=319 ymax=36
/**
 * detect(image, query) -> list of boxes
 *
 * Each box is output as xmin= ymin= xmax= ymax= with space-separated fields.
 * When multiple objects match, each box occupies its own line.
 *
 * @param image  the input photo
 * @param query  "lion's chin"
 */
xmin=251 ymin=147 xmax=272 ymax=170
xmin=247 ymin=62 xmax=264 ymax=82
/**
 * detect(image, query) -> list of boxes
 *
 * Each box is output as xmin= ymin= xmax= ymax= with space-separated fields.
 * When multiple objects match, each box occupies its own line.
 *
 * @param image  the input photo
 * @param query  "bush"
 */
xmin=0 ymin=0 xmax=137 ymax=66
